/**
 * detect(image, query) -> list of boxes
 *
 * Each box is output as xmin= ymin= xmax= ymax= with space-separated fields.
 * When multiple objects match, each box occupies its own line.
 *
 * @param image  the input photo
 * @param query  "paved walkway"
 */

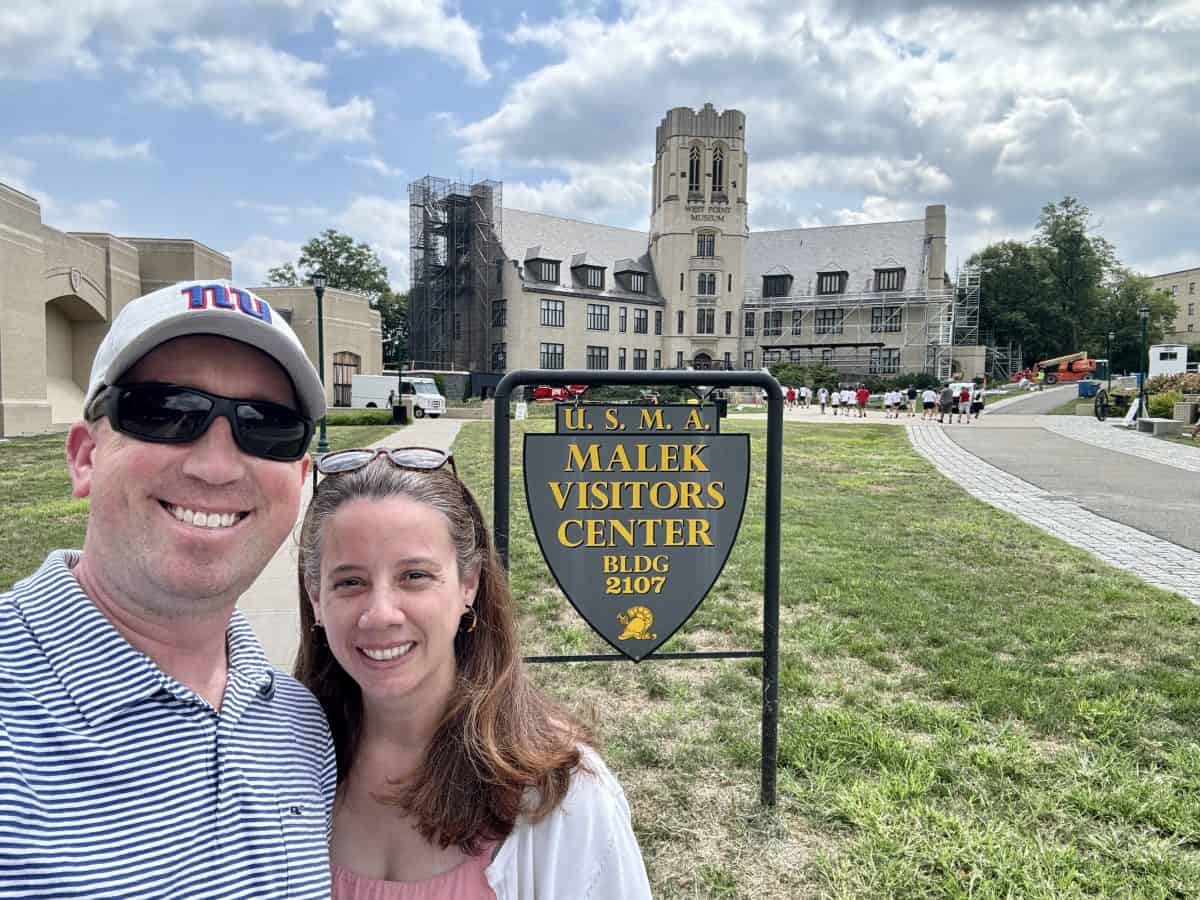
xmin=240 ymin=417 xmax=465 ymax=669
xmin=986 ymin=383 xmax=1078 ymax=415
xmin=1039 ymin=415 xmax=1200 ymax=473
xmin=908 ymin=424 xmax=1200 ymax=605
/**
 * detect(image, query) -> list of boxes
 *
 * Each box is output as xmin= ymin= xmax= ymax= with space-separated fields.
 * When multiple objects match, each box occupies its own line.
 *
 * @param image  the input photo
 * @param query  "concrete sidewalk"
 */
xmin=240 ymin=417 xmax=465 ymax=669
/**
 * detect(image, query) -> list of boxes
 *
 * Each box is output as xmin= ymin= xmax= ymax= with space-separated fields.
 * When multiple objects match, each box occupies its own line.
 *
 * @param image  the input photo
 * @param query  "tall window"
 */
xmin=586 ymin=345 xmax=609 ymax=370
xmin=821 ymin=348 xmax=833 ymax=365
xmin=677 ymin=310 xmax=685 ymax=334
xmin=743 ymin=350 xmax=754 ymax=369
xmin=723 ymin=352 xmax=732 ymax=369
xmin=633 ymin=349 xmax=647 ymax=370
xmin=744 ymin=310 xmax=755 ymax=336
xmin=634 ymin=308 xmax=648 ymax=334
xmin=764 ymin=310 xmax=783 ymax=337
xmin=584 ymin=267 xmax=604 ymax=289
xmin=654 ymin=310 xmax=662 ymax=335
xmin=870 ymin=306 xmax=902 ymax=333
xmin=697 ymin=232 xmax=715 ymax=257
xmin=869 ymin=348 xmax=901 ymax=374
xmin=698 ymin=272 xmax=717 ymax=295
xmin=688 ymin=145 xmax=702 ymax=195
xmin=586 ymin=303 xmax=610 ymax=331
xmin=539 ymin=342 xmax=564 ymax=369
xmin=1191 ymin=282 xmax=1196 ymax=295
xmin=619 ymin=306 xmax=628 ymax=333
xmin=696 ymin=308 xmax=715 ymax=334
xmin=676 ymin=351 xmax=684 ymax=369
xmin=492 ymin=299 xmax=507 ymax=327
xmin=540 ymin=299 xmax=565 ymax=327
xmin=630 ymin=272 xmax=646 ymax=293
xmin=492 ymin=342 xmax=506 ymax=370
xmin=332 ymin=351 xmax=360 ymax=407
xmin=711 ymin=146 xmax=725 ymax=194
xmin=618 ymin=348 xmax=627 ymax=369
xmin=791 ymin=309 xmax=803 ymax=335
xmin=763 ymin=275 xmax=791 ymax=298
xmin=725 ymin=310 xmax=733 ymax=334
xmin=815 ymin=308 xmax=844 ymax=334
xmin=654 ymin=350 xmax=662 ymax=369
xmin=874 ymin=268 xmax=905 ymax=291
xmin=817 ymin=271 xmax=848 ymax=295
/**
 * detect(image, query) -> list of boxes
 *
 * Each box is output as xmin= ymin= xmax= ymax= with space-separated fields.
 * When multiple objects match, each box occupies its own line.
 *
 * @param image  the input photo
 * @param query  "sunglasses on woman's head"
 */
xmin=87 ymin=382 xmax=314 ymax=462
xmin=316 ymin=447 xmax=457 ymax=477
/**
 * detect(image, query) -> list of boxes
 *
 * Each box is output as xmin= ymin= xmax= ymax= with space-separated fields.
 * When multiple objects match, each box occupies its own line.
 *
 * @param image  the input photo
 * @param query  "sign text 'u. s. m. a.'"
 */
xmin=524 ymin=404 xmax=749 ymax=661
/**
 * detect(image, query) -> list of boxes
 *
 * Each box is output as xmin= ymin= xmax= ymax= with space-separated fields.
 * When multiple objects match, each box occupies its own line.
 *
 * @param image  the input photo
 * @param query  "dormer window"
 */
xmin=763 ymin=274 xmax=792 ymax=298
xmin=629 ymin=272 xmax=646 ymax=293
xmin=874 ymin=267 xmax=905 ymax=291
xmin=581 ymin=266 xmax=603 ymax=289
xmin=531 ymin=260 xmax=559 ymax=283
xmin=817 ymin=271 xmax=848 ymax=295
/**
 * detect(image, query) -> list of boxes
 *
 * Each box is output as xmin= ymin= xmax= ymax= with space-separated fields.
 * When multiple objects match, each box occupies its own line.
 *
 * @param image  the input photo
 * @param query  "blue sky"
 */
xmin=2 ymin=0 xmax=1197 ymax=291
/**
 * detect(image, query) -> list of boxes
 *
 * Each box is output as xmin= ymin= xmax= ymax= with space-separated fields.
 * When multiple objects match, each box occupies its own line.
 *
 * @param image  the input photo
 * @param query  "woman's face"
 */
xmin=311 ymin=495 xmax=479 ymax=713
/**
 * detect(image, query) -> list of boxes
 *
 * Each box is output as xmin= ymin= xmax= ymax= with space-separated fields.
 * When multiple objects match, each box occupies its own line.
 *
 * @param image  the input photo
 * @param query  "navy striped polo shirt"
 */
xmin=0 ymin=552 xmax=336 ymax=899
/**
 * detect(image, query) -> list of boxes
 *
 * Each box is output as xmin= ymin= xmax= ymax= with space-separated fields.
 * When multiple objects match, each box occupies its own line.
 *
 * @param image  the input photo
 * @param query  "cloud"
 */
xmin=504 ymin=162 xmax=651 ymax=229
xmin=335 ymin=196 xmax=412 ymax=289
xmin=329 ymin=0 xmax=490 ymax=82
xmin=233 ymin=201 xmax=329 ymax=228
xmin=226 ymin=235 xmax=304 ymax=287
xmin=0 ymin=153 xmax=41 ymax=198
xmin=168 ymin=37 xmax=374 ymax=142
xmin=346 ymin=155 xmax=405 ymax=178
xmin=18 ymin=134 xmax=153 ymax=162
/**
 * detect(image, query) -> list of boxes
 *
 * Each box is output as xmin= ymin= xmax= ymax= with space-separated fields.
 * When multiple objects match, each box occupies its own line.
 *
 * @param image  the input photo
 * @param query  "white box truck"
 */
xmin=351 ymin=374 xmax=445 ymax=418
xmin=1148 ymin=344 xmax=1188 ymax=379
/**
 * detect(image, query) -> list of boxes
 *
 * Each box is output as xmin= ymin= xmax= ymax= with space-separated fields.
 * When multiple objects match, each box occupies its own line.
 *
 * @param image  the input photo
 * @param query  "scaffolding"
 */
xmin=743 ymin=286 xmax=958 ymax=380
xmin=408 ymin=176 xmax=503 ymax=372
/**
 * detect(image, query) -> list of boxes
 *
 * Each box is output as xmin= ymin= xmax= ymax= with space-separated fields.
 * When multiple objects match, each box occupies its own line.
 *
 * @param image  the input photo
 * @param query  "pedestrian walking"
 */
xmin=971 ymin=383 xmax=986 ymax=420
xmin=958 ymin=384 xmax=971 ymax=423
xmin=855 ymin=384 xmax=870 ymax=418
xmin=938 ymin=385 xmax=954 ymax=423
xmin=818 ymin=386 xmax=829 ymax=414
xmin=830 ymin=388 xmax=841 ymax=416
xmin=921 ymin=387 xmax=937 ymax=420
xmin=786 ymin=386 xmax=796 ymax=409
xmin=906 ymin=384 xmax=918 ymax=417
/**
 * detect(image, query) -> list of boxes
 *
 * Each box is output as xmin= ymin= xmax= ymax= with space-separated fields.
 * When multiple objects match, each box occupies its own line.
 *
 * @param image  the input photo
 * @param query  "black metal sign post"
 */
xmin=493 ymin=369 xmax=783 ymax=807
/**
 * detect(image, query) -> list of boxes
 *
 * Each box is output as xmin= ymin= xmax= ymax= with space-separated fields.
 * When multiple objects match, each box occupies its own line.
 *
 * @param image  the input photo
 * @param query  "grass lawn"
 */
xmin=3 ymin=419 xmax=1199 ymax=896
xmin=452 ymin=419 xmax=1200 ymax=898
xmin=0 ymin=423 xmax=402 ymax=591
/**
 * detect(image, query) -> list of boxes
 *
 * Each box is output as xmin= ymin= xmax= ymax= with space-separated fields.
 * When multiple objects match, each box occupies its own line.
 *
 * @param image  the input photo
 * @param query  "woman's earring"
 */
xmin=462 ymin=606 xmax=478 ymax=633
xmin=311 ymin=620 xmax=324 ymax=634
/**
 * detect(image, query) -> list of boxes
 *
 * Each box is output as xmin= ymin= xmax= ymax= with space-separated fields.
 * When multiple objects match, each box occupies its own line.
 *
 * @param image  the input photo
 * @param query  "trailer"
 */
xmin=1035 ymin=351 xmax=1099 ymax=384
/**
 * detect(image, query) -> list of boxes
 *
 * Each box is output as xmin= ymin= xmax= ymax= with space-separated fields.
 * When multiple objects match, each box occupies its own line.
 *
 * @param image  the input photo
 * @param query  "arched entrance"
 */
xmin=692 ymin=352 xmax=713 ymax=370
xmin=44 ymin=294 xmax=107 ymax=425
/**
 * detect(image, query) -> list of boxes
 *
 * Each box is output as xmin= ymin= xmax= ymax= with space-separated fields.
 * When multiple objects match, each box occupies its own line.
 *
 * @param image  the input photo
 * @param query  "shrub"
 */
xmin=325 ymin=409 xmax=396 ymax=426
xmin=1147 ymin=391 xmax=1183 ymax=419
xmin=1145 ymin=373 xmax=1200 ymax=395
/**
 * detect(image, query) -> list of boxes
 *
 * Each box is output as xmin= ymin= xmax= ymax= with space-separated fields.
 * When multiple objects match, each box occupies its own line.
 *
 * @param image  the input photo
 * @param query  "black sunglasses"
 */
xmin=316 ymin=446 xmax=456 ymax=477
xmin=88 ymin=382 xmax=314 ymax=462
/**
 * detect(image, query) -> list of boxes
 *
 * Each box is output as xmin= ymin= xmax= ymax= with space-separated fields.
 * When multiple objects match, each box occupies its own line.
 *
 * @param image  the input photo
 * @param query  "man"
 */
xmin=855 ymin=384 xmax=870 ymax=418
xmin=0 ymin=281 xmax=334 ymax=897
xmin=939 ymin=384 xmax=955 ymax=424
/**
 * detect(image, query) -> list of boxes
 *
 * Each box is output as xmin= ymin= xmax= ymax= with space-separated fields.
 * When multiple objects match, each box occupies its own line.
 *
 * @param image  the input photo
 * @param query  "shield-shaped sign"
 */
xmin=524 ymin=404 xmax=749 ymax=661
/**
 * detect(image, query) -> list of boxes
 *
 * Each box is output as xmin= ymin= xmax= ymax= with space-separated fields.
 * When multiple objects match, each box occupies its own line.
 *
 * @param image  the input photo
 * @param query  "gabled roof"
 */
xmin=502 ymin=208 xmax=661 ymax=302
xmin=746 ymin=219 xmax=927 ymax=296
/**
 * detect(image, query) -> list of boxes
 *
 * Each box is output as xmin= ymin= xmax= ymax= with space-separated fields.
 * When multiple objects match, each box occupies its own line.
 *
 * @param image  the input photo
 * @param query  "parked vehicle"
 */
xmin=1033 ymin=352 xmax=1100 ymax=384
xmin=351 ymin=374 xmax=445 ymax=418
xmin=531 ymin=384 xmax=587 ymax=402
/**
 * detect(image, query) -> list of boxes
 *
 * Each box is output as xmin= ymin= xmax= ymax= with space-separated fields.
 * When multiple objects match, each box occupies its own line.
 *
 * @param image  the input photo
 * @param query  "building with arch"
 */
xmin=0 ymin=183 xmax=382 ymax=437
xmin=409 ymin=103 xmax=966 ymax=388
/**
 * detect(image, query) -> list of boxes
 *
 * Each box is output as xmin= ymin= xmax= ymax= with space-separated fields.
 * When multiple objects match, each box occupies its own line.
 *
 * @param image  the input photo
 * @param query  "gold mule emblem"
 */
xmin=617 ymin=606 xmax=657 ymax=641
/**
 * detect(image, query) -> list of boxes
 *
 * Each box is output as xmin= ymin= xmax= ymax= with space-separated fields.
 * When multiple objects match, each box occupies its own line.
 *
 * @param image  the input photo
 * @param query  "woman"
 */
xmin=295 ymin=447 xmax=652 ymax=899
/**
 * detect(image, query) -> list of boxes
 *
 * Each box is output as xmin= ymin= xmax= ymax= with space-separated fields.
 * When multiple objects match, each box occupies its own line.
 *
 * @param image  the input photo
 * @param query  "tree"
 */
xmin=267 ymin=229 xmax=390 ymax=303
xmin=1033 ymin=196 xmax=1116 ymax=350
xmin=972 ymin=240 xmax=1056 ymax=363
xmin=1092 ymin=271 xmax=1178 ymax=375
xmin=376 ymin=290 xmax=409 ymax=368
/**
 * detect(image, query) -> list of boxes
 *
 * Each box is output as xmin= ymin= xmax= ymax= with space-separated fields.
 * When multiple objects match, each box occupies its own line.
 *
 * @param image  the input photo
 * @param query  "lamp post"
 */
xmin=1138 ymin=305 xmax=1150 ymax=419
xmin=1106 ymin=330 xmax=1116 ymax=393
xmin=313 ymin=272 xmax=329 ymax=455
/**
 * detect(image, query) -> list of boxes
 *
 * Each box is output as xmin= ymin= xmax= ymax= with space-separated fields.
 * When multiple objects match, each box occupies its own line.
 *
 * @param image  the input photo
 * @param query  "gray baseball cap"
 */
xmin=85 ymin=280 xmax=326 ymax=421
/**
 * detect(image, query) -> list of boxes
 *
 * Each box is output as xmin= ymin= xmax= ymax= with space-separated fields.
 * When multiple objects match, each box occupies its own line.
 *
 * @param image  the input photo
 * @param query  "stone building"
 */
xmin=411 ymin=103 xmax=966 ymax=386
xmin=1151 ymin=267 xmax=1200 ymax=340
xmin=0 ymin=182 xmax=382 ymax=436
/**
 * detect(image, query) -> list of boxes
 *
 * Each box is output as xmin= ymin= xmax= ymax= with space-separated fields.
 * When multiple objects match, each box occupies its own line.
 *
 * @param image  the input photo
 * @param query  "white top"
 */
xmin=800 ymin=386 xmax=811 ymax=398
xmin=841 ymin=390 xmax=854 ymax=403
xmin=830 ymin=391 xmax=840 ymax=404
xmin=818 ymin=388 xmax=828 ymax=402
xmin=485 ymin=749 xmax=652 ymax=900
xmin=922 ymin=389 xmax=937 ymax=403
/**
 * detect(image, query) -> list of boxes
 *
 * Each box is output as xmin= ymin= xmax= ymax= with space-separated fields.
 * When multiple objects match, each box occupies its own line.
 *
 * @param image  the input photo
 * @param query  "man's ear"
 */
xmin=66 ymin=421 xmax=98 ymax=499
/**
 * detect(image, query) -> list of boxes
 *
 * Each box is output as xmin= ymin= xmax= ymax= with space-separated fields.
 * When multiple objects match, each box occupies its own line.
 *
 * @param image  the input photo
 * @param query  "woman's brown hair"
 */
xmin=294 ymin=458 xmax=593 ymax=853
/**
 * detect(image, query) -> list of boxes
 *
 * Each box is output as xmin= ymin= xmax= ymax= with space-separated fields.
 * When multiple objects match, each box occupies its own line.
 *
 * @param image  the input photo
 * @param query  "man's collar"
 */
xmin=15 ymin=551 xmax=275 ymax=724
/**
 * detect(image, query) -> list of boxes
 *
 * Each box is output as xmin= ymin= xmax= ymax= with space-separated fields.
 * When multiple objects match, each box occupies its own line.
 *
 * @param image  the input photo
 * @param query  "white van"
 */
xmin=351 ymin=374 xmax=445 ymax=418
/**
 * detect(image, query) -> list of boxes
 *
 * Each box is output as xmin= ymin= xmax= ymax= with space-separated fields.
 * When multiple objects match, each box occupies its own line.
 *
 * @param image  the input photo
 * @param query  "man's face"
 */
xmin=68 ymin=335 xmax=311 ymax=619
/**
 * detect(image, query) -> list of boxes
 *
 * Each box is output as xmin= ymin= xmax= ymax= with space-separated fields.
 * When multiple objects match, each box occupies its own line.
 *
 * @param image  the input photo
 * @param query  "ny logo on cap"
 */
xmin=181 ymin=284 xmax=273 ymax=324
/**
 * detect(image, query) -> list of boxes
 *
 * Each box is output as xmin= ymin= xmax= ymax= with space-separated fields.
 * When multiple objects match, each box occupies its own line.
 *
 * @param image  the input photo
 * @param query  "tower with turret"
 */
xmin=649 ymin=104 xmax=747 ymax=370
